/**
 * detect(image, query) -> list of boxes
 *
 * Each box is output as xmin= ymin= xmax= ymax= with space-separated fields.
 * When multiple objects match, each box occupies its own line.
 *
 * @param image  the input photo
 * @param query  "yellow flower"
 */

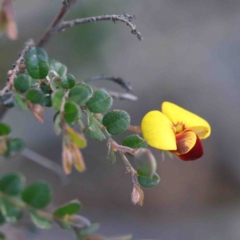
xmin=141 ymin=102 xmax=211 ymax=161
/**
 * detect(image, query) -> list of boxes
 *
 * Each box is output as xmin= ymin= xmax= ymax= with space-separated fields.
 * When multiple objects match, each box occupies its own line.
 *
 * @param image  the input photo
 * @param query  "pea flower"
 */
xmin=141 ymin=102 xmax=211 ymax=161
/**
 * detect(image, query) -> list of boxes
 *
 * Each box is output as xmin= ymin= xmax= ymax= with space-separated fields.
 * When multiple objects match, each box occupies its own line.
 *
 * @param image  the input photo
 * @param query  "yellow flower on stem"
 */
xmin=141 ymin=102 xmax=211 ymax=161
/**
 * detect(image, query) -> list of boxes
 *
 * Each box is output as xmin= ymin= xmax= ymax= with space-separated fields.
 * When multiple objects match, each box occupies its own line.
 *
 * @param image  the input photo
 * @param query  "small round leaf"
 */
xmin=52 ymin=90 xmax=64 ymax=111
xmin=61 ymin=74 xmax=76 ymax=89
xmin=14 ymin=74 xmax=31 ymax=93
xmin=122 ymin=135 xmax=148 ymax=149
xmin=68 ymin=84 xmax=93 ymax=105
xmin=86 ymin=89 xmax=112 ymax=113
xmin=49 ymin=59 xmax=67 ymax=77
xmin=4 ymin=138 xmax=25 ymax=157
xmin=22 ymin=182 xmax=52 ymax=209
xmin=0 ymin=173 xmax=25 ymax=196
xmin=26 ymin=55 xmax=49 ymax=79
xmin=0 ymin=123 xmax=11 ymax=136
xmin=86 ymin=121 xmax=106 ymax=141
xmin=0 ymin=201 xmax=22 ymax=223
xmin=64 ymin=102 xmax=79 ymax=124
xmin=102 ymin=110 xmax=130 ymax=135
xmin=25 ymin=47 xmax=48 ymax=62
xmin=53 ymin=200 xmax=82 ymax=217
xmin=26 ymin=89 xmax=44 ymax=104
xmin=137 ymin=170 xmax=160 ymax=188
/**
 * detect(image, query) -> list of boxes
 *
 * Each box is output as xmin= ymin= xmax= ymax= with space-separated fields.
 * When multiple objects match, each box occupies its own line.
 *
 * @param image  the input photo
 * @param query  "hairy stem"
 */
xmin=59 ymin=14 xmax=142 ymax=40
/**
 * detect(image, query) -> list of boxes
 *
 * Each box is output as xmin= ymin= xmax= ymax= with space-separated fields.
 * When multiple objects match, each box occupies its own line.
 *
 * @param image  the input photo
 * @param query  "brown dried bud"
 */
xmin=62 ymin=144 xmax=73 ymax=175
xmin=131 ymin=185 xmax=144 ymax=206
xmin=70 ymin=143 xmax=86 ymax=172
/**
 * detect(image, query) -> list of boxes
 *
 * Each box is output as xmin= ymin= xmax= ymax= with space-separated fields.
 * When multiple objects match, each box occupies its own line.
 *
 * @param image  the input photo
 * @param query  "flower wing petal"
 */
xmin=141 ymin=110 xmax=176 ymax=150
xmin=175 ymin=130 xmax=197 ymax=154
xmin=162 ymin=102 xmax=211 ymax=139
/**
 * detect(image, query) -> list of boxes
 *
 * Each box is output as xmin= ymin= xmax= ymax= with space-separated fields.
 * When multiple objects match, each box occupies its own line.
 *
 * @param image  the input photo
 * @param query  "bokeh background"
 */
xmin=1 ymin=0 xmax=240 ymax=239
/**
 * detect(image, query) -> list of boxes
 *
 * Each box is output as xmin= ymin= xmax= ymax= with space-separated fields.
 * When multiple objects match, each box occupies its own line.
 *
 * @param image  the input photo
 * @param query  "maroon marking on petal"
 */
xmin=177 ymin=135 xmax=203 ymax=161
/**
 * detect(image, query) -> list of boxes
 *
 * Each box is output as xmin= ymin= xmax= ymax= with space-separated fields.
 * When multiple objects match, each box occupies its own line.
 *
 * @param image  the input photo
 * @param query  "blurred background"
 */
xmin=1 ymin=0 xmax=240 ymax=239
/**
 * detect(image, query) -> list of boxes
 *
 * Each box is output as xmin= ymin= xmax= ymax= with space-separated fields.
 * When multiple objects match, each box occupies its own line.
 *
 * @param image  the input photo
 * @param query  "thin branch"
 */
xmin=107 ymin=90 xmax=138 ymax=101
xmin=37 ymin=0 xmax=77 ymax=47
xmin=21 ymin=148 xmax=68 ymax=184
xmin=59 ymin=14 xmax=142 ymax=40
xmin=128 ymin=125 xmax=141 ymax=133
xmin=119 ymin=152 xmax=139 ymax=187
xmin=86 ymin=75 xmax=133 ymax=92
xmin=109 ymin=139 xmax=137 ymax=155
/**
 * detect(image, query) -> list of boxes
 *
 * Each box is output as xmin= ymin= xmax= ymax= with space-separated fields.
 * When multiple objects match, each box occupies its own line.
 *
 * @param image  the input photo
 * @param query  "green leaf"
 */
xmin=68 ymin=84 xmax=93 ymax=105
xmin=102 ymin=110 xmax=130 ymax=135
xmin=14 ymin=74 xmax=31 ymax=93
xmin=26 ymin=54 xmax=49 ymax=79
xmin=22 ymin=182 xmax=52 ymax=209
xmin=0 ymin=211 xmax=5 ymax=225
xmin=65 ymin=126 xmax=87 ymax=149
xmin=86 ymin=89 xmax=112 ymax=113
xmin=52 ymin=89 xmax=64 ymax=111
xmin=0 ymin=123 xmax=11 ymax=136
xmin=49 ymin=59 xmax=67 ymax=77
xmin=14 ymin=93 xmax=28 ymax=110
xmin=78 ymin=223 xmax=100 ymax=237
xmin=86 ymin=121 xmax=106 ymax=141
xmin=29 ymin=209 xmax=52 ymax=229
xmin=4 ymin=138 xmax=25 ymax=157
xmin=53 ymin=200 xmax=81 ymax=217
xmin=0 ymin=200 xmax=22 ymax=223
xmin=25 ymin=47 xmax=48 ymax=62
xmin=0 ymin=173 xmax=25 ymax=196
xmin=137 ymin=170 xmax=160 ymax=188
xmin=64 ymin=102 xmax=79 ymax=124
xmin=122 ymin=135 xmax=147 ymax=149
xmin=26 ymin=89 xmax=44 ymax=104
xmin=61 ymin=74 xmax=76 ymax=89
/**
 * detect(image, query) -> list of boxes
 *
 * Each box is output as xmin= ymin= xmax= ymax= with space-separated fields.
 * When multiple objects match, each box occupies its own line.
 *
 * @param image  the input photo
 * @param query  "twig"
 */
xmin=59 ymin=14 xmax=142 ymax=40
xmin=109 ymin=139 xmax=136 ymax=155
xmin=21 ymin=148 xmax=68 ymax=184
xmin=128 ymin=125 xmax=141 ymax=133
xmin=0 ymin=39 xmax=34 ymax=97
xmin=37 ymin=0 xmax=77 ymax=47
xmin=119 ymin=152 xmax=139 ymax=186
xmin=86 ymin=75 xmax=133 ymax=92
xmin=107 ymin=90 xmax=138 ymax=101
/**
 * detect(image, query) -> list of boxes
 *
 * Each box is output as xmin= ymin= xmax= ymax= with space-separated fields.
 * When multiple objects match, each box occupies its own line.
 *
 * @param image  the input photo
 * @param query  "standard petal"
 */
xmin=141 ymin=110 xmax=176 ymax=150
xmin=162 ymin=102 xmax=211 ymax=139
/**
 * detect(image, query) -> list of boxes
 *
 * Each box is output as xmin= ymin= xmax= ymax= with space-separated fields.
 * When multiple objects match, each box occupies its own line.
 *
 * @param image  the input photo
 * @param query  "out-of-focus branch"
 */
xmin=37 ymin=0 xmax=77 ymax=47
xmin=107 ymin=90 xmax=138 ymax=101
xmin=86 ymin=75 xmax=133 ymax=92
xmin=22 ymin=148 xmax=68 ymax=184
xmin=59 ymin=14 xmax=142 ymax=40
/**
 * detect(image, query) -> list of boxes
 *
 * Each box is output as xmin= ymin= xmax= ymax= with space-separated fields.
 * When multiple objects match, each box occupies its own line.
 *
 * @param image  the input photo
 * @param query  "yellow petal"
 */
xmin=162 ymin=102 xmax=211 ymax=139
xmin=141 ymin=111 xmax=177 ymax=150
